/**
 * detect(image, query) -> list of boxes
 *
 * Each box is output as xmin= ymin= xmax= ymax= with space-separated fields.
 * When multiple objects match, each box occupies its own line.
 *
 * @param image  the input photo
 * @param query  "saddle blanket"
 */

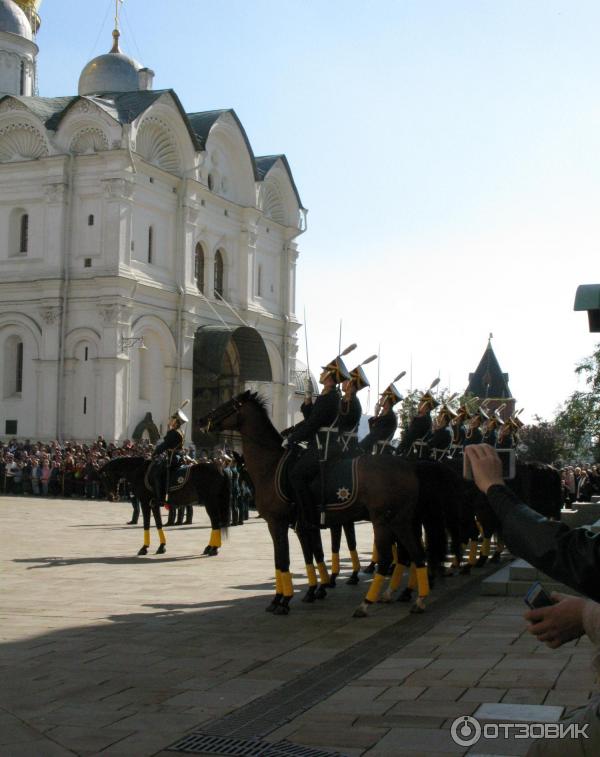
xmin=144 ymin=463 xmax=193 ymax=494
xmin=275 ymin=451 xmax=360 ymax=511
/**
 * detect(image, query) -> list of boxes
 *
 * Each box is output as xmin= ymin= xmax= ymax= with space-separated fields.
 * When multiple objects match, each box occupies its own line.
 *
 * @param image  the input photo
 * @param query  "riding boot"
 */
xmin=176 ymin=506 xmax=185 ymax=525
xmin=185 ymin=505 xmax=193 ymax=524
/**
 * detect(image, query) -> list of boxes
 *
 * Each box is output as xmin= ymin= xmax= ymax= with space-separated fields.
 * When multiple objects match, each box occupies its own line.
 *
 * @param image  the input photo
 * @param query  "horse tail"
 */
xmin=415 ymin=460 xmax=462 ymax=569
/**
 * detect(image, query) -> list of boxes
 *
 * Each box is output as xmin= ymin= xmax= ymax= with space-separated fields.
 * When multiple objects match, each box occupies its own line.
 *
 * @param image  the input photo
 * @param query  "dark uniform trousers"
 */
xmin=150 ymin=428 xmax=184 ymax=504
xmin=288 ymin=389 xmax=340 ymax=525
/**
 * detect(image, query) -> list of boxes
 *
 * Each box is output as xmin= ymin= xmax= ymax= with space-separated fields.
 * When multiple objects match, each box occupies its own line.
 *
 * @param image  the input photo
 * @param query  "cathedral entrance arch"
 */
xmin=192 ymin=325 xmax=272 ymax=449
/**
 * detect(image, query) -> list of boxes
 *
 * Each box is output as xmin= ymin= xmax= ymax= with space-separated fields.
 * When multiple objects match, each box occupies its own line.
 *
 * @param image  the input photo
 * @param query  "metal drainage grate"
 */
xmin=168 ymin=734 xmax=345 ymax=757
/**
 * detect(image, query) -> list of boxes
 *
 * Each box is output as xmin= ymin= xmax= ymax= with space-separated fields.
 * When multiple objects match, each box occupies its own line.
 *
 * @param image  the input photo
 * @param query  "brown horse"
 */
xmin=198 ymin=391 xmax=440 ymax=616
xmin=100 ymin=457 xmax=230 ymax=557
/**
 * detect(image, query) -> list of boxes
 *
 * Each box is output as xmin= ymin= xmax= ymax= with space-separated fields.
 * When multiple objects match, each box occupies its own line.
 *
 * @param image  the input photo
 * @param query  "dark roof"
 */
xmin=186 ymin=108 xmax=259 ymax=179
xmin=0 ymin=92 xmax=303 ymax=207
xmin=466 ymin=341 xmax=512 ymax=400
xmin=0 ymin=95 xmax=76 ymax=127
xmin=256 ymin=154 xmax=305 ymax=210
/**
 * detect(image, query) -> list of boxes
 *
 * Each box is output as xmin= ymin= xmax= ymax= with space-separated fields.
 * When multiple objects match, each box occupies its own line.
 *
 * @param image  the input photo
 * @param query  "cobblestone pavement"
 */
xmin=0 ymin=496 xmax=595 ymax=757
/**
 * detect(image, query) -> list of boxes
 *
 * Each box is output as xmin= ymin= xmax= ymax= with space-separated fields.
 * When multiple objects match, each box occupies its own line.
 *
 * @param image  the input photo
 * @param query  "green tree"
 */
xmin=517 ymin=418 xmax=567 ymax=464
xmin=555 ymin=343 xmax=600 ymax=462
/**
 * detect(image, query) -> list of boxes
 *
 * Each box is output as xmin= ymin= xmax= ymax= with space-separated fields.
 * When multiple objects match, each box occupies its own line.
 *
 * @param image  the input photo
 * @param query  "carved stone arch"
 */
xmin=70 ymin=126 xmax=109 ymax=154
xmin=134 ymin=116 xmax=182 ymax=175
xmin=206 ymin=117 xmax=256 ymax=206
xmin=0 ymin=120 xmax=49 ymax=163
xmin=0 ymin=312 xmax=42 ymax=340
xmin=65 ymin=327 xmax=102 ymax=359
xmin=263 ymin=338 xmax=284 ymax=384
xmin=261 ymin=181 xmax=286 ymax=225
xmin=130 ymin=314 xmax=177 ymax=359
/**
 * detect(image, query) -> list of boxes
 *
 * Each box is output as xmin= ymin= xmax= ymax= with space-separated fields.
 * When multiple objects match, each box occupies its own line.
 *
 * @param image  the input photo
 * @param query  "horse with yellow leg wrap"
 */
xmin=100 ymin=457 xmax=229 ymax=557
xmin=198 ymin=392 xmax=452 ymax=617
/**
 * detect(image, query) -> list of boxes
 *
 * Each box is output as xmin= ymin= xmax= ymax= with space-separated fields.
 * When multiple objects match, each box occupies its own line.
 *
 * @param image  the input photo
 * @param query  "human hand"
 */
xmin=463 ymin=444 xmax=504 ymax=494
xmin=524 ymin=593 xmax=587 ymax=648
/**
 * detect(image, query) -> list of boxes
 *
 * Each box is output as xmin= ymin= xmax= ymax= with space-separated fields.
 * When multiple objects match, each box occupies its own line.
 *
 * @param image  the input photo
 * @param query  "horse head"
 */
xmin=197 ymin=390 xmax=253 ymax=433
xmin=98 ymin=459 xmax=120 ymax=501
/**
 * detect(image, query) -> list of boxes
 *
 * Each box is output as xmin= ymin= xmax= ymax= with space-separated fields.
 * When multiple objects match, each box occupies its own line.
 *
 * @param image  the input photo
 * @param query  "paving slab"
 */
xmin=1 ymin=495 xmax=596 ymax=756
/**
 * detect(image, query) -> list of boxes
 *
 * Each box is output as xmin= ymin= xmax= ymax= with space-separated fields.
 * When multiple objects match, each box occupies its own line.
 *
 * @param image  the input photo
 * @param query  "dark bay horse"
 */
xmin=100 ymin=457 xmax=229 ymax=556
xmin=198 ymin=391 xmax=449 ymax=616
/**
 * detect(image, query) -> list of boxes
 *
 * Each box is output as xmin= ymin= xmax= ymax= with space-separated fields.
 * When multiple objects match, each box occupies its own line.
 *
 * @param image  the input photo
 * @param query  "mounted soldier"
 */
xmin=482 ymin=405 xmax=505 ymax=448
xmin=286 ymin=350 xmax=352 ymax=527
xmin=398 ymin=378 xmax=440 ymax=457
xmin=449 ymin=401 xmax=470 ymax=456
xmin=497 ymin=411 xmax=523 ymax=449
xmin=464 ymin=404 xmax=487 ymax=447
xmin=339 ymin=354 xmax=376 ymax=456
xmin=358 ymin=372 xmax=405 ymax=454
xmin=427 ymin=397 xmax=457 ymax=460
xmin=150 ymin=405 xmax=188 ymax=507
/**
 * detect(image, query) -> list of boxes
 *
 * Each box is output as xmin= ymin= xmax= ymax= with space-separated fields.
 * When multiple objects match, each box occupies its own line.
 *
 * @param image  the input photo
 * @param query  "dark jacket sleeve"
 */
xmin=399 ymin=414 xmax=432 ymax=454
xmin=359 ymin=412 xmax=397 ymax=450
xmin=288 ymin=391 xmax=339 ymax=444
xmin=487 ymin=484 xmax=600 ymax=601
xmin=154 ymin=429 xmax=182 ymax=456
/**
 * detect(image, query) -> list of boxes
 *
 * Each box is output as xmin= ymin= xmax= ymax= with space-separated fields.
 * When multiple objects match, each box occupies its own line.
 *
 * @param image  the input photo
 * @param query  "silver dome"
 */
xmin=0 ymin=0 xmax=32 ymax=40
xmin=78 ymin=31 xmax=142 ymax=96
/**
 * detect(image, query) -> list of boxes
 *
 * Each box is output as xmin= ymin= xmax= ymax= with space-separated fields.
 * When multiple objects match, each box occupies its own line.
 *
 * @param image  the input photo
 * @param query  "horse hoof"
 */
xmin=328 ymin=575 xmax=337 ymax=588
xmin=209 ymin=546 xmax=219 ymax=556
xmin=353 ymin=606 xmax=368 ymax=618
xmin=156 ymin=544 xmax=166 ymax=554
xmin=316 ymin=585 xmax=327 ymax=600
xmin=460 ymin=565 xmax=471 ymax=576
xmin=363 ymin=562 xmax=376 ymax=575
xmin=347 ymin=572 xmax=360 ymax=585
xmin=476 ymin=556 xmax=488 ymax=568
xmin=380 ymin=591 xmax=393 ymax=604
xmin=137 ymin=546 xmax=148 ymax=556
xmin=202 ymin=546 xmax=211 ymax=555
xmin=302 ymin=590 xmax=316 ymax=603
xmin=410 ymin=602 xmax=425 ymax=614
xmin=273 ymin=604 xmax=290 ymax=616
xmin=398 ymin=588 xmax=412 ymax=603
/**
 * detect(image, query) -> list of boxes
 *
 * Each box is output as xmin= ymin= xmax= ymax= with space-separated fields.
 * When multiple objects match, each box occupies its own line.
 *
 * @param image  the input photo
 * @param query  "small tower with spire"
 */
xmin=465 ymin=334 xmax=516 ymax=420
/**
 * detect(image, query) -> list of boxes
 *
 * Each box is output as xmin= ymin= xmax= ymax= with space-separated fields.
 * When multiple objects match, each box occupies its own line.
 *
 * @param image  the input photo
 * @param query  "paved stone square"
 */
xmin=0 ymin=495 xmax=596 ymax=757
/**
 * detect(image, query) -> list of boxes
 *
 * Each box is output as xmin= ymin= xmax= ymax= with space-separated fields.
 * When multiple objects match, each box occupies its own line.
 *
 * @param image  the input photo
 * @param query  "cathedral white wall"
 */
xmin=0 ymin=105 xmax=302 ymax=443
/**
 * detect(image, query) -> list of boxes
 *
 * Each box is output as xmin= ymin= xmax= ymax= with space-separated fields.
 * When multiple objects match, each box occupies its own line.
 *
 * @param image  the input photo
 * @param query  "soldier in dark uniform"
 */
xmin=497 ymin=414 xmax=522 ymax=449
xmin=150 ymin=408 xmax=187 ymax=506
xmin=339 ymin=363 xmax=369 ymax=455
xmin=398 ymin=388 xmax=438 ymax=457
xmin=464 ymin=406 xmax=487 ymax=447
xmin=359 ymin=380 xmax=402 ymax=454
xmin=286 ymin=355 xmax=350 ymax=527
xmin=450 ymin=403 xmax=469 ymax=449
xmin=482 ymin=410 xmax=503 ymax=447
xmin=427 ymin=402 xmax=455 ymax=459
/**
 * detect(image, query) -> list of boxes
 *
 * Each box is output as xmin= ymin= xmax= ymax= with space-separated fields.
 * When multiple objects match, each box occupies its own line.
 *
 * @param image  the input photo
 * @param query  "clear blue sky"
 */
xmin=38 ymin=0 xmax=600 ymax=421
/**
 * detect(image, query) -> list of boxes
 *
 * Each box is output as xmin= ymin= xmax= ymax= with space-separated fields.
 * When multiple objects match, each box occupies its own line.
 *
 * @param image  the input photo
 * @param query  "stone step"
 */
xmin=482 ymin=561 xmax=575 ymax=597
xmin=561 ymin=502 xmax=600 ymax=528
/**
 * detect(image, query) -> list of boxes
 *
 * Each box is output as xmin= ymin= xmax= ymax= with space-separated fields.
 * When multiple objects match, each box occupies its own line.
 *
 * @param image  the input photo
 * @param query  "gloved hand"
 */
xmin=281 ymin=438 xmax=289 ymax=449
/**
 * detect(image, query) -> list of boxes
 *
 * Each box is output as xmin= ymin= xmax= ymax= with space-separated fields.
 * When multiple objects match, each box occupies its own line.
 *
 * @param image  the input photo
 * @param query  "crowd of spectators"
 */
xmin=0 ymin=437 xmax=253 ymax=527
xmin=560 ymin=464 xmax=600 ymax=505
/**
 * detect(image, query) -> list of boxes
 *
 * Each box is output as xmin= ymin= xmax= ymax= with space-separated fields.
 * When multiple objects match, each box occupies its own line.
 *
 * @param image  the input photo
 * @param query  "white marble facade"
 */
xmin=0 ymin=1 xmax=306 ymax=443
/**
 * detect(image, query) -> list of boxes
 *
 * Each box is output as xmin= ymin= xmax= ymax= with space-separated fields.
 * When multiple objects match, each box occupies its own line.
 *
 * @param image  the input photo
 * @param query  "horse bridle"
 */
xmin=202 ymin=396 xmax=244 ymax=432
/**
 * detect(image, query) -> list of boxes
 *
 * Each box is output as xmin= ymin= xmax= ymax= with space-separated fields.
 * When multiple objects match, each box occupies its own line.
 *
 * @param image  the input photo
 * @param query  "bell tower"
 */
xmin=0 ymin=0 xmax=39 ymax=96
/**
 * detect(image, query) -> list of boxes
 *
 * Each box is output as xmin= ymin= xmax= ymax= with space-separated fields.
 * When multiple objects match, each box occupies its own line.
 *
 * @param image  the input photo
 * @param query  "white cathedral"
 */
xmin=0 ymin=0 xmax=307 ymax=446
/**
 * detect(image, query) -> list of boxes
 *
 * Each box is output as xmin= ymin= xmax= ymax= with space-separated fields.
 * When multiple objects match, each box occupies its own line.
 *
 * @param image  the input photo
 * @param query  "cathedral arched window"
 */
xmin=20 ymin=61 xmax=26 ymax=96
xmin=3 ymin=336 xmax=23 ymax=397
xmin=195 ymin=243 xmax=205 ymax=293
xmin=214 ymin=249 xmax=224 ymax=299
xmin=19 ymin=213 xmax=28 ymax=254
xmin=147 ymin=226 xmax=154 ymax=264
